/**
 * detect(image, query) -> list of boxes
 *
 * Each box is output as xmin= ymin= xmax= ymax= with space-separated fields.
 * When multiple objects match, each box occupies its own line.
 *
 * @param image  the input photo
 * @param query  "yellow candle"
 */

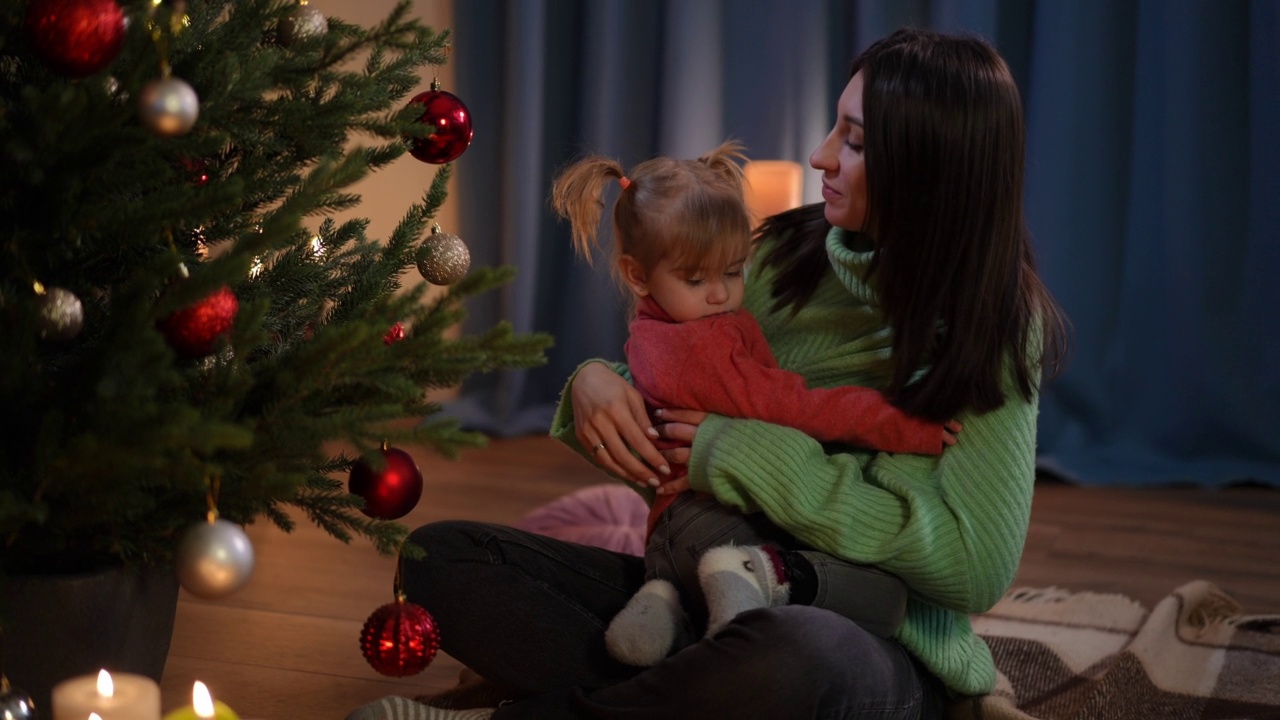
xmin=162 ymin=681 xmax=240 ymax=720
xmin=51 ymin=669 xmax=160 ymax=720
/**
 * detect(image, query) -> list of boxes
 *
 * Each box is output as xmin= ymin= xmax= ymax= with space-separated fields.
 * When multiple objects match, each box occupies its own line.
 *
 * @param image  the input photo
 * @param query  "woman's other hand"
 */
xmin=652 ymin=408 xmax=708 ymax=495
xmin=572 ymin=362 xmax=669 ymax=487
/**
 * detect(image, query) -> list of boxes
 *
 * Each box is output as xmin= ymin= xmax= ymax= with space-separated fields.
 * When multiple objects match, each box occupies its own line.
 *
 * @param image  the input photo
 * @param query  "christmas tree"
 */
xmin=0 ymin=0 xmax=550 ymax=580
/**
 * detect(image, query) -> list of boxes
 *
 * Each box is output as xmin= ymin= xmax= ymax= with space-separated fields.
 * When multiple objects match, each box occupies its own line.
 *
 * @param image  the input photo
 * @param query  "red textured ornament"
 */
xmin=25 ymin=0 xmax=127 ymax=78
xmin=349 ymin=445 xmax=423 ymax=520
xmin=158 ymin=286 xmax=239 ymax=358
xmin=360 ymin=596 xmax=440 ymax=676
xmin=406 ymin=80 xmax=473 ymax=164
xmin=383 ymin=322 xmax=406 ymax=345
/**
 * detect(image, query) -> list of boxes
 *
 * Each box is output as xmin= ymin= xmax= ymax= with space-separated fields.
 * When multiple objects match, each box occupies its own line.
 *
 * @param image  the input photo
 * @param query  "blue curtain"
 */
xmin=444 ymin=0 xmax=1279 ymax=488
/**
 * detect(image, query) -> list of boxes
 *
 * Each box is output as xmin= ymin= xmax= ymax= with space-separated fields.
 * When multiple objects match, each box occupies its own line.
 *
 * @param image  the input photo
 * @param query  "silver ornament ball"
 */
xmin=0 ymin=685 xmax=36 ymax=720
xmin=417 ymin=230 xmax=471 ymax=285
xmin=35 ymin=286 xmax=84 ymax=341
xmin=139 ymin=76 xmax=199 ymax=136
xmin=278 ymin=4 xmax=327 ymax=46
xmin=176 ymin=518 xmax=255 ymax=599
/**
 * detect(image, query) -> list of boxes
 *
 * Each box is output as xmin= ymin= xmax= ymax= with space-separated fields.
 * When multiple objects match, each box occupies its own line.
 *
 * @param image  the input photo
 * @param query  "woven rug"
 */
xmin=952 ymin=580 xmax=1280 ymax=720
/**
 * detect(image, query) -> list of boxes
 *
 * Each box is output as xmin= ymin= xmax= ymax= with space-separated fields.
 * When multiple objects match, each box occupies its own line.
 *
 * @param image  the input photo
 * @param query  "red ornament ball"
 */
xmin=25 ymin=0 xmax=127 ymax=78
xmin=406 ymin=86 xmax=473 ymax=164
xmin=360 ymin=597 xmax=440 ymax=677
xmin=383 ymin=322 xmax=406 ymax=345
xmin=349 ymin=446 xmax=423 ymax=520
xmin=158 ymin=286 xmax=239 ymax=358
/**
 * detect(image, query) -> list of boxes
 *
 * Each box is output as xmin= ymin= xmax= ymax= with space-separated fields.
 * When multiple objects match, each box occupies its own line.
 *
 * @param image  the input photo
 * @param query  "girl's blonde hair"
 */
xmin=552 ymin=140 xmax=752 ymax=286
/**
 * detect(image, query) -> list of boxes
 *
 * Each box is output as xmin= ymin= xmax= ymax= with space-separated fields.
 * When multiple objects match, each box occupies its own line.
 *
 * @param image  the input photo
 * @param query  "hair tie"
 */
xmin=618 ymin=176 xmax=631 ymax=190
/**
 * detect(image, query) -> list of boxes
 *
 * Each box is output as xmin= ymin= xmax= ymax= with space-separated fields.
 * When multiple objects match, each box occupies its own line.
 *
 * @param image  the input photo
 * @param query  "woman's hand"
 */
xmin=572 ymin=362 xmax=669 ymax=487
xmin=652 ymin=408 xmax=708 ymax=495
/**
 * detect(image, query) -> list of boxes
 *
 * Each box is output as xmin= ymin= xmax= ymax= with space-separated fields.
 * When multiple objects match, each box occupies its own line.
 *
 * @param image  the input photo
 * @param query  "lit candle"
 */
xmin=162 ymin=681 xmax=240 ymax=720
xmin=743 ymin=160 xmax=804 ymax=227
xmin=51 ymin=669 xmax=161 ymax=720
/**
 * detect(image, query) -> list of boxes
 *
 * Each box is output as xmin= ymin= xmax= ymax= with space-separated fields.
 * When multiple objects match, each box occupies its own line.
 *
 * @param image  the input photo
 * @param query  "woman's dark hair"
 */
xmin=755 ymin=28 xmax=1067 ymax=421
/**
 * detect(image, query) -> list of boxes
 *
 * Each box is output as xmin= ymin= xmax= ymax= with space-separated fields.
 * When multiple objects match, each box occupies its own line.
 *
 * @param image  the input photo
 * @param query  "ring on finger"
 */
xmin=591 ymin=443 xmax=607 ymax=454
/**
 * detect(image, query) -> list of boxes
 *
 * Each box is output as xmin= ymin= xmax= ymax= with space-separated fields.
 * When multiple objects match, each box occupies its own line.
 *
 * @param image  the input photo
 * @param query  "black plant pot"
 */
xmin=1 ymin=565 xmax=179 ymax=719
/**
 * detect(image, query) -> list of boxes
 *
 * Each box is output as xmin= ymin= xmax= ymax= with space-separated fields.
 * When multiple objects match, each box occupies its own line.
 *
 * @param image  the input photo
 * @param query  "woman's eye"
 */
xmin=684 ymin=278 xmax=704 ymax=287
xmin=726 ymin=270 xmax=743 ymax=278
xmin=845 ymin=140 xmax=864 ymax=153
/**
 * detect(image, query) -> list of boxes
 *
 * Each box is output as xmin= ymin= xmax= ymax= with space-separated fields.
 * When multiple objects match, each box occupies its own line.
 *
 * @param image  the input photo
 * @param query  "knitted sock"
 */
xmin=698 ymin=544 xmax=790 ymax=637
xmin=604 ymin=578 xmax=688 ymax=666
xmin=344 ymin=695 xmax=495 ymax=720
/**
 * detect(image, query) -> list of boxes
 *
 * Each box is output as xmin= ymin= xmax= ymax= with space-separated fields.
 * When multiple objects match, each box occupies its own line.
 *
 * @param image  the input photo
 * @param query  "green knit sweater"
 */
xmin=550 ymin=226 xmax=1038 ymax=696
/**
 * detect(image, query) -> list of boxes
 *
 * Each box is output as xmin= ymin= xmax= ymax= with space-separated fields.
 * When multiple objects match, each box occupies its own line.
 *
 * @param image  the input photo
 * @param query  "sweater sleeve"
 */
xmin=685 ymin=368 xmax=1037 ymax=614
xmin=636 ymin=317 xmax=945 ymax=455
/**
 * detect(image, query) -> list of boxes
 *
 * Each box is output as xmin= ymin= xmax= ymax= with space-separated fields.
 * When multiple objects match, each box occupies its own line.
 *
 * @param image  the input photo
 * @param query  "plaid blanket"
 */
xmin=951 ymin=581 xmax=1280 ymax=720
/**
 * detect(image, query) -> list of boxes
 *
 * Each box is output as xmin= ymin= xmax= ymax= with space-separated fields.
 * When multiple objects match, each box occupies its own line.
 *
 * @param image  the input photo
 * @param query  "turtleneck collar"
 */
xmin=824 ymin=226 xmax=881 ymax=307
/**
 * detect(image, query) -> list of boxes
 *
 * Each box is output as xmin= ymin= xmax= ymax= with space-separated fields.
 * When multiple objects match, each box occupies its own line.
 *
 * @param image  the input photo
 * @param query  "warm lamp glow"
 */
xmin=89 ymin=714 xmax=103 ymax=720
xmin=743 ymin=160 xmax=803 ymax=227
xmin=193 ymin=681 xmax=215 ymax=718
xmin=97 ymin=670 xmax=114 ymax=698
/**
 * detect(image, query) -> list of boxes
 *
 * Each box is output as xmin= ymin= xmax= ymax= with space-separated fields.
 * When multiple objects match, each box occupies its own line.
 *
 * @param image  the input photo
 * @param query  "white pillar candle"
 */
xmin=51 ymin=669 xmax=161 ymax=720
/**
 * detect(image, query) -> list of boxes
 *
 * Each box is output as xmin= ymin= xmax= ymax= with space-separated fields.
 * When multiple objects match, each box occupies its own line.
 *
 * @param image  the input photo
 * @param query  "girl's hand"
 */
xmin=942 ymin=419 xmax=963 ymax=447
xmin=572 ymin=362 xmax=669 ymax=487
xmin=652 ymin=408 xmax=708 ymax=495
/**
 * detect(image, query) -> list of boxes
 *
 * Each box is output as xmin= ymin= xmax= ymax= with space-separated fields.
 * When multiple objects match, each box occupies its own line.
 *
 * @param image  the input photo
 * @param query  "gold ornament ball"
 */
xmin=138 ymin=76 xmax=199 ymax=136
xmin=278 ymin=4 xmax=327 ymax=46
xmin=35 ymin=286 xmax=84 ymax=341
xmin=417 ymin=230 xmax=471 ymax=285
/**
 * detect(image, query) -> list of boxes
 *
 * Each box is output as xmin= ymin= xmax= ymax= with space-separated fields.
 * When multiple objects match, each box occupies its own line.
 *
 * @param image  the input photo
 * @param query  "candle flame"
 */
xmin=193 ymin=680 xmax=215 ymax=717
xmin=97 ymin=669 xmax=114 ymax=698
xmin=90 ymin=714 xmax=103 ymax=720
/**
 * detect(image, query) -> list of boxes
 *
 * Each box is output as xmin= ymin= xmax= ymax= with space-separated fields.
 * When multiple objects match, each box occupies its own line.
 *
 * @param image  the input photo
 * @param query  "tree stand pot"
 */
xmin=1 ymin=565 xmax=179 ymax=719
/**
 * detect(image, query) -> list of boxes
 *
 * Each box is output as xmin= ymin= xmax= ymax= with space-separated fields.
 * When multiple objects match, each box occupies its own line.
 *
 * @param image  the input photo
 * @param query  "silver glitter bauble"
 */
xmin=416 ymin=227 xmax=470 ymax=285
xmin=35 ymin=286 xmax=84 ymax=341
xmin=0 ymin=684 xmax=36 ymax=720
xmin=175 ymin=517 xmax=255 ymax=599
xmin=278 ymin=4 xmax=327 ymax=46
xmin=138 ymin=76 xmax=199 ymax=136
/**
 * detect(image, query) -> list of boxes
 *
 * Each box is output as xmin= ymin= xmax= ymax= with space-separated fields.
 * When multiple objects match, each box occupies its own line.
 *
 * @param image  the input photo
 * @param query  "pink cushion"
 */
xmin=516 ymin=484 xmax=648 ymax=555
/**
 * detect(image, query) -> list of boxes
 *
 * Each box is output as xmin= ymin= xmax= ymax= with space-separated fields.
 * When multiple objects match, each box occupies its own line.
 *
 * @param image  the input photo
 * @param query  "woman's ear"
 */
xmin=617 ymin=255 xmax=650 ymax=296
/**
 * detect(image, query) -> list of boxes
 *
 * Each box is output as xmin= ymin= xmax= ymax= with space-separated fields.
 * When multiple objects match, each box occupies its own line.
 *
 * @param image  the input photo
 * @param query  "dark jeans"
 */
xmin=647 ymin=493 xmax=909 ymax=638
xmin=402 ymin=520 xmax=948 ymax=719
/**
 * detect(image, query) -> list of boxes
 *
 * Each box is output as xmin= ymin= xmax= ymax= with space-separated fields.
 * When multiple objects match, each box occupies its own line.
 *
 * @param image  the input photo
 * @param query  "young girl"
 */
xmin=550 ymin=141 xmax=961 ymax=666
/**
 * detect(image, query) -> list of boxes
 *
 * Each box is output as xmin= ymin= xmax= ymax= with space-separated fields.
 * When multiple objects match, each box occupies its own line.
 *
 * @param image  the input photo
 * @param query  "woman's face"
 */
xmin=810 ymin=71 xmax=868 ymax=231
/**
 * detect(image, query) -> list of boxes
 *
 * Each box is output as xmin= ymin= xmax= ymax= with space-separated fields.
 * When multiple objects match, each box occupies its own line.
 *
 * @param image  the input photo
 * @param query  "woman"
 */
xmin=348 ymin=27 xmax=1066 ymax=720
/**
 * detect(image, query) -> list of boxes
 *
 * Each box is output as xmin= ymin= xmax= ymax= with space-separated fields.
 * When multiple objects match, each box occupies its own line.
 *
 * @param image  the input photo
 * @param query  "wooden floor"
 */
xmin=158 ymin=436 xmax=1280 ymax=719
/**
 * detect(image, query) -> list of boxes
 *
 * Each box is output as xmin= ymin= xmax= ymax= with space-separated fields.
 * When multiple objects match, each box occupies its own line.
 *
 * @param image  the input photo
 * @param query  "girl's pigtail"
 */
xmin=698 ymin=140 xmax=749 ymax=195
xmin=551 ymin=156 xmax=625 ymax=264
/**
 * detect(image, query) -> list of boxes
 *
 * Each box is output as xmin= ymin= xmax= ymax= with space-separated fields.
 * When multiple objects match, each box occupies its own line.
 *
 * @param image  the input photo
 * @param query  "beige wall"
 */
xmin=308 ymin=0 xmax=459 ymax=299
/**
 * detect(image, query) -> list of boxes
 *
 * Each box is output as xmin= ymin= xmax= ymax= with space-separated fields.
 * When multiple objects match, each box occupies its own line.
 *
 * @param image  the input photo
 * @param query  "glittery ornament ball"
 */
xmin=416 ymin=230 xmax=470 ymax=285
xmin=278 ymin=3 xmax=327 ymax=46
xmin=25 ymin=0 xmax=126 ymax=78
xmin=138 ymin=76 xmax=200 ymax=136
xmin=360 ymin=598 xmax=440 ymax=677
xmin=157 ymin=285 xmax=239 ymax=358
xmin=405 ymin=88 xmax=473 ymax=164
xmin=349 ymin=446 xmax=423 ymax=520
xmin=35 ymin=286 xmax=84 ymax=341
xmin=176 ymin=518 xmax=256 ymax=599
